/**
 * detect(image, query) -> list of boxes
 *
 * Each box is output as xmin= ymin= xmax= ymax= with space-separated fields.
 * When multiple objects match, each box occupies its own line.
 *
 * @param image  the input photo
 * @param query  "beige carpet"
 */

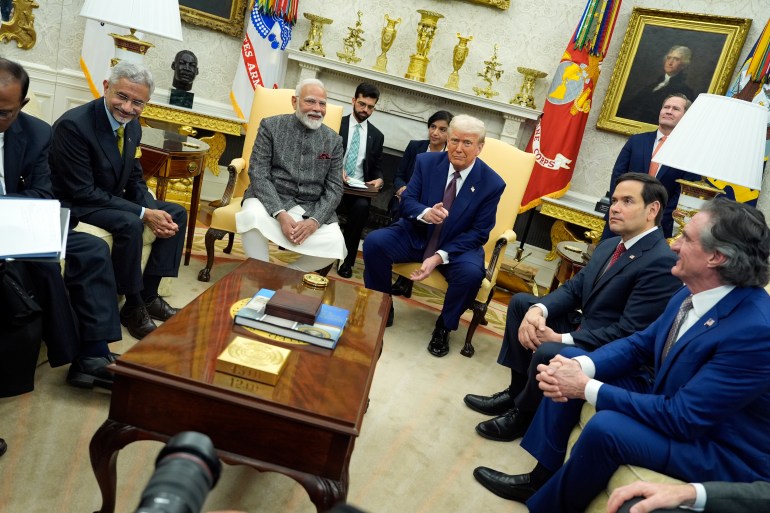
xmin=0 ymin=255 xmax=533 ymax=513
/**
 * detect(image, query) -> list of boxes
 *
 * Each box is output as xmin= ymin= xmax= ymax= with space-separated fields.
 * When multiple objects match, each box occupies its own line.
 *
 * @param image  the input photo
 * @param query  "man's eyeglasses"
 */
xmin=0 ymin=108 xmax=19 ymax=120
xmin=114 ymin=91 xmax=147 ymax=109
xmin=302 ymin=97 xmax=327 ymax=108
xmin=356 ymin=100 xmax=376 ymax=111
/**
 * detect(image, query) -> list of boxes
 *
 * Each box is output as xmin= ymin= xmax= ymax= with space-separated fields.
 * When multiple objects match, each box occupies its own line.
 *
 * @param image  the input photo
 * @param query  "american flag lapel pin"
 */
xmin=705 ymin=318 xmax=715 ymax=327
xmin=629 ymin=255 xmax=636 ymax=260
xmin=470 ymin=186 xmax=475 ymax=192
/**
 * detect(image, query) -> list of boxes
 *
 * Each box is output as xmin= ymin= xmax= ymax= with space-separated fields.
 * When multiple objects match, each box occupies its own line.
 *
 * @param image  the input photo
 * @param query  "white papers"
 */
xmin=345 ymin=178 xmax=368 ymax=189
xmin=0 ymin=199 xmax=66 ymax=260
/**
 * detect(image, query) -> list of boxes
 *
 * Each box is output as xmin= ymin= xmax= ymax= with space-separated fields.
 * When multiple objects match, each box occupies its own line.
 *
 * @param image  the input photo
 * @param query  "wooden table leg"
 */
xmin=89 ymin=419 xmax=141 ymax=513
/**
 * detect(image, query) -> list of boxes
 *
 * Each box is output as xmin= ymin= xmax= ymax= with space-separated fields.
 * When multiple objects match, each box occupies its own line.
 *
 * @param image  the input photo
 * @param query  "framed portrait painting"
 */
xmin=179 ymin=0 xmax=249 ymax=38
xmin=597 ymin=8 xmax=751 ymax=135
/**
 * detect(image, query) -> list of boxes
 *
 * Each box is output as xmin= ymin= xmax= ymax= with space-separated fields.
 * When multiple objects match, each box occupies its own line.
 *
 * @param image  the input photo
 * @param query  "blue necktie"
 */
xmin=345 ymin=124 xmax=361 ymax=179
xmin=423 ymin=170 xmax=461 ymax=260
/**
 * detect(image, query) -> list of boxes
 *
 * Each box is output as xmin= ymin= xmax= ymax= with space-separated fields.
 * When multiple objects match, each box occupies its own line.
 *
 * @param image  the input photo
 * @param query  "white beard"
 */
xmin=296 ymin=110 xmax=324 ymax=130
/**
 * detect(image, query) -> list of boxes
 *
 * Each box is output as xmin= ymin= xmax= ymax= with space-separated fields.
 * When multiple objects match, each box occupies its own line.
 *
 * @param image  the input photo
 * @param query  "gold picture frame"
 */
xmin=597 ymin=8 xmax=751 ymax=135
xmin=463 ymin=0 xmax=510 ymax=10
xmin=0 ymin=0 xmax=39 ymax=50
xmin=179 ymin=0 xmax=249 ymax=38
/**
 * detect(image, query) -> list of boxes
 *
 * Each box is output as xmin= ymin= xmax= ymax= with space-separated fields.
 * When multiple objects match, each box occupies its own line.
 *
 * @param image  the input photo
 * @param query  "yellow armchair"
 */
xmin=392 ymin=138 xmax=535 ymax=356
xmin=197 ymin=86 xmax=343 ymax=281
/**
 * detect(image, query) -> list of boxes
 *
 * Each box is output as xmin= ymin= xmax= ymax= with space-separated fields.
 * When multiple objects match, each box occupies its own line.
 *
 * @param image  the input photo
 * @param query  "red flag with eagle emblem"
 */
xmin=520 ymin=0 xmax=622 ymax=211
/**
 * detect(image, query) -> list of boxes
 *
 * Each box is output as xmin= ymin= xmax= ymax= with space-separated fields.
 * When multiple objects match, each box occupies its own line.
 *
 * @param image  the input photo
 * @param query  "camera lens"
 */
xmin=135 ymin=432 xmax=221 ymax=513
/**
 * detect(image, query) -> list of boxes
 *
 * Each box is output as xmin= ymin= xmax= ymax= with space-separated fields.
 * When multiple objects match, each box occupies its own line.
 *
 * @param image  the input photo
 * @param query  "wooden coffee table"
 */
xmin=89 ymin=259 xmax=389 ymax=513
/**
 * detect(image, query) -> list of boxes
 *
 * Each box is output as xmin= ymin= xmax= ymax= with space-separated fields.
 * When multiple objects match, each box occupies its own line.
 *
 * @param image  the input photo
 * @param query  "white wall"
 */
xmin=4 ymin=0 xmax=769 ymax=216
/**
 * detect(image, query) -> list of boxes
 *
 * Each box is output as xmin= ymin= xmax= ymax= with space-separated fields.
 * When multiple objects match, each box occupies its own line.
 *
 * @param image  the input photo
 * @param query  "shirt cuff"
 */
xmin=584 ymin=379 xmax=602 ymax=405
xmin=139 ymin=207 xmax=145 ymax=220
xmin=689 ymin=483 xmax=706 ymax=511
xmin=417 ymin=207 xmax=431 ymax=223
xmin=532 ymin=303 xmax=549 ymax=319
xmin=436 ymin=250 xmax=448 ymax=264
xmin=309 ymin=217 xmax=320 ymax=227
xmin=272 ymin=209 xmax=286 ymax=218
xmin=562 ymin=333 xmax=575 ymax=345
xmin=574 ymin=355 xmax=596 ymax=378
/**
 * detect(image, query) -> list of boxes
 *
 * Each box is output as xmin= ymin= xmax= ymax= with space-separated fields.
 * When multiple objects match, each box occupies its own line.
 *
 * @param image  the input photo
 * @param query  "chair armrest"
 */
xmin=486 ymin=229 xmax=516 ymax=281
xmin=209 ymin=157 xmax=246 ymax=208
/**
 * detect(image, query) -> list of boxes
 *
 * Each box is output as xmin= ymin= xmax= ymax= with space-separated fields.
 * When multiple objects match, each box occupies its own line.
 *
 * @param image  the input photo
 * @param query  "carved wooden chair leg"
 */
xmin=223 ymin=232 xmax=235 ymax=254
xmin=461 ymin=300 xmax=488 ymax=357
xmin=197 ymin=228 xmax=228 ymax=282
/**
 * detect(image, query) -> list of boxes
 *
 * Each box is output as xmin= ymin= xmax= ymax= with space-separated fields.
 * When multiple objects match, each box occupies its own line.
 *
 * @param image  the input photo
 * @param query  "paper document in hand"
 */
xmin=0 ymin=199 xmax=64 ymax=259
xmin=345 ymin=179 xmax=368 ymax=189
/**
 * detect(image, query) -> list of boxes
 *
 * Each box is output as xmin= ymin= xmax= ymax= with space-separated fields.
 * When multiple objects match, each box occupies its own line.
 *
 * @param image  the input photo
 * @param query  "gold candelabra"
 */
xmin=337 ymin=11 xmax=365 ymax=64
xmin=299 ymin=13 xmax=333 ymax=57
xmin=510 ymin=67 xmax=547 ymax=108
xmin=445 ymin=34 xmax=472 ymax=90
xmin=373 ymin=14 xmax=401 ymax=73
xmin=404 ymin=10 xmax=444 ymax=82
xmin=473 ymin=44 xmax=504 ymax=98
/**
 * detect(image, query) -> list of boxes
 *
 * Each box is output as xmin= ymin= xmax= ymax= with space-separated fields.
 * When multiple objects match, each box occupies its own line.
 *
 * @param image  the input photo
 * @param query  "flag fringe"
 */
xmin=746 ymin=18 xmax=770 ymax=83
xmin=573 ymin=0 xmax=621 ymax=57
xmin=256 ymin=0 xmax=299 ymax=25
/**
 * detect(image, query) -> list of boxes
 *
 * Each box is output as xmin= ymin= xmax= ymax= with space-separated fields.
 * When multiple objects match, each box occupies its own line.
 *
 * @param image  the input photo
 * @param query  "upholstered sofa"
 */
xmin=571 ymin=281 xmax=770 ymax=513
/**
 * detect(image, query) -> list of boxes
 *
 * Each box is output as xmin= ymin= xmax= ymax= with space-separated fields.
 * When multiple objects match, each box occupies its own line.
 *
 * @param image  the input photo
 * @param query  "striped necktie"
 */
xmin=662 ymin=295 xmax=694 ymax=361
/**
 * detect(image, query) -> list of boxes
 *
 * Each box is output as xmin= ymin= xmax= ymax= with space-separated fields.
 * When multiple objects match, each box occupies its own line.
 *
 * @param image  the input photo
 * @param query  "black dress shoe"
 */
xmin=66 ymin=353 xmax=119 ymax=390
xmin=427 ymin=325 xmax=450 ymax=357
xmin=120 ymin=304 xmax=157 ymax=339
xmin=464 ymin=387 xmax=515 ymax=416
xmin=473 ymin=466 xmax=542 ymax=502
xmin=0 ymin=438 xmax=6 ymax=457
xmin=391 ymin=276 xmax=413 ymax=298
xmin=476 ymin=407 xmax=534 ymax=442
xmin=386 ymin=304 xmax=394 ymax=327
xmin=144 ymin=296 xmax=178 ymax=321
xmin=337 ymin=261 xmax=353 ymax=278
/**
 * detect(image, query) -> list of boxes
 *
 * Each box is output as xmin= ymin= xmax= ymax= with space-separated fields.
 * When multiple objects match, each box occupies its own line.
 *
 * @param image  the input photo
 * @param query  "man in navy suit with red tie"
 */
xmin=602 ymin=94 xmax=699 ymax=239
xmin=473 ymin=199 xmax=770 ymax=513
xmin=363 ymin=115 xmax=505 ymax=357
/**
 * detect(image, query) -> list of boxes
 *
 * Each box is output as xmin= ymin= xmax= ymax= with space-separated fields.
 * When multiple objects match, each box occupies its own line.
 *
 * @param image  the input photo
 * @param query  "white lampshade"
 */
xmin=653 ymin=93 xmax=768 ymax=190
xmin=80 ymin=0 xmax=183 ymax=41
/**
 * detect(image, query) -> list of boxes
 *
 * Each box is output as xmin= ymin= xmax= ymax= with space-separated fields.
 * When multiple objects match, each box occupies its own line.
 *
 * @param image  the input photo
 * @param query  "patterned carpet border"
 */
xmin=190 ymin=226 xmax=506 ymax=338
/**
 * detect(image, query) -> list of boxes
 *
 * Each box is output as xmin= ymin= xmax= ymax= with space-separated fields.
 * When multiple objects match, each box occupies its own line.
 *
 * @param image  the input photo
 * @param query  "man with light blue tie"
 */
xmin=336 ymin=83 xmax=384 ymax=278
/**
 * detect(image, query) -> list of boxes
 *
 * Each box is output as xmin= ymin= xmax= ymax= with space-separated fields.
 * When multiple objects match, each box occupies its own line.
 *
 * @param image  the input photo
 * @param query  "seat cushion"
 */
xmin=568 ymin=403 xmax=685 ymax=513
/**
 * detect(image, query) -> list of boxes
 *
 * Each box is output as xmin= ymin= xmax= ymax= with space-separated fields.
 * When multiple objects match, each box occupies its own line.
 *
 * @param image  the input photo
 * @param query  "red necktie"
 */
xmin=606 ymin=242 xmax=626 ymax=270
xmin=423 ymin=170 xmax=461 ymax=260
xmin=648 ymin=135 xmax=667 ymax=177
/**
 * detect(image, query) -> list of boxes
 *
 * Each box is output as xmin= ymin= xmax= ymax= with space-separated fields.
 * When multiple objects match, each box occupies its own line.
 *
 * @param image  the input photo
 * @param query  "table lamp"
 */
xmin=652 ymin=93 xmax=768 ymax=237
xmin=79 ymin=0 xmax=183 ymax=65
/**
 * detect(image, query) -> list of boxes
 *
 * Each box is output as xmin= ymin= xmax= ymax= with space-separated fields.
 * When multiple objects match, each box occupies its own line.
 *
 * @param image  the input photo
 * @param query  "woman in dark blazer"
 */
xmin=390 ymin=110 xmax=453 ymax=297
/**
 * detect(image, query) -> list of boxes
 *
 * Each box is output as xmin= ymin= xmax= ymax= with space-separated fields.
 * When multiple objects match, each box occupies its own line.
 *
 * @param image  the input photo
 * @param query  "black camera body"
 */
xmin=135 ymin=432 xmax=222 ymax=513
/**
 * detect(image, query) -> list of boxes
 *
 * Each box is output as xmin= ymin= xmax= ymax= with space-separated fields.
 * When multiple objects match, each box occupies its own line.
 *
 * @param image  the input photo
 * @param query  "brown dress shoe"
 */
xmin=120 ymin=304 xmax=157 ymax=339
xmin=144 ymin=296 xmax=178 ymax=321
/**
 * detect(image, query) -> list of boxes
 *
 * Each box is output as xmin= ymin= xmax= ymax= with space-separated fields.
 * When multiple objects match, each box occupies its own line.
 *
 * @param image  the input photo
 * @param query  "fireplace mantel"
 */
xmin=286 ymin=49 xmax=541 ymax=152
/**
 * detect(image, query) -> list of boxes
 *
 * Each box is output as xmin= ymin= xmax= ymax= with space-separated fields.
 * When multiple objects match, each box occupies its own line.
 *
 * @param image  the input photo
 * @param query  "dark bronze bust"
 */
xmin=171 ymin=50 xmax=199 ymax=92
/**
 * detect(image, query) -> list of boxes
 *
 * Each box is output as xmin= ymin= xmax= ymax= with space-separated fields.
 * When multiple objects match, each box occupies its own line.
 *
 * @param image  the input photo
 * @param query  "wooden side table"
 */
xmin=549 ymin=241 xmax=589 ymax=292
xmin=540 ymin=191 xmax=606 ymax=261
xmin=139 ymin=127 xmax=210 ymax=265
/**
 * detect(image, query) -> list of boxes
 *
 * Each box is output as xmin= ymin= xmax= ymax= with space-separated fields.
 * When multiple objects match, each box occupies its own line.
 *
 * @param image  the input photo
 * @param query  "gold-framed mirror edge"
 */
xmin=0 ymin=0 xmax=39 ymax=50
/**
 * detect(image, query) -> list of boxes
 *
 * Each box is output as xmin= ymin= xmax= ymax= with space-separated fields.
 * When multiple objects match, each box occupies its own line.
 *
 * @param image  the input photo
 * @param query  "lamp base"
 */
xmin=109 ymin=28 xmax=153 ymax=66
xmin=670 ymin=179 xmax=725 ymax=240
